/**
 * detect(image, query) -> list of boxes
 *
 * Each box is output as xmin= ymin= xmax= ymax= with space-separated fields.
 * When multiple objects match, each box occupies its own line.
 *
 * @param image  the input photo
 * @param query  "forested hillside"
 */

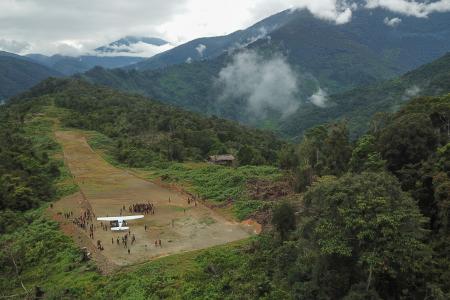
xmin=280 ymin=52 xmax=450 ymax=138
xmin=1 ymin=75 xmax=449 ymax=298
xmin=0 ymin=80 xmax=450 ymax=299
xmin=110 ymin=7 xmax=450 ymax=119
xmin=13 ymin=78 xmax=285 ymax=166
xmin=27 ymin=54 xmax=145 ymax=76
xmin=0 ymin=51 xmax=62 ymax=102
xmin=130 ymin=7 xmax=450 ymax=80
xmin=2 ymin=2 xmax=450 ymax=299
xmin=82 ymin=51 xmax=450 ymax=139
xmin=126 ymin=10 xmax=297 ymax=70
xmin=269 ymin=93 xmax=450 ymax=298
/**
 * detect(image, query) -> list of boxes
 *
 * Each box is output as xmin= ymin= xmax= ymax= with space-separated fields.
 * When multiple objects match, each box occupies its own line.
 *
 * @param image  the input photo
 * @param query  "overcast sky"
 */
xmin=0 ymin=0 xmax=449 ymax=56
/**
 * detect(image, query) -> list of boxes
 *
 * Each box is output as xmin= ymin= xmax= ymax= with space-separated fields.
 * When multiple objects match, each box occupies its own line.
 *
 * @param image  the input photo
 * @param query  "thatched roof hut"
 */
xmin=208 ymin=154 xmax=236 ymax=166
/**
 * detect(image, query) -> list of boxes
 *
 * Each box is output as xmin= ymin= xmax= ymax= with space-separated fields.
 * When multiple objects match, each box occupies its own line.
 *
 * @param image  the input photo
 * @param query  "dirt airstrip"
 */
xmin=50 ymin=131 xmax=258 ymax=272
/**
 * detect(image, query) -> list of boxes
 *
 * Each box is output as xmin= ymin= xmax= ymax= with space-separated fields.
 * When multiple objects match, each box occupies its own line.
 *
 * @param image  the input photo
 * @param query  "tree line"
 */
xmin=0 ymin=77 xmax=448 ymax=298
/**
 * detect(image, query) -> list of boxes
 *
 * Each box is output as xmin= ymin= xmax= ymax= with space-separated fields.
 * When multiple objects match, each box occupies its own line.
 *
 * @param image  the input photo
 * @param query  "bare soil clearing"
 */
xmin=50 ymin=131 xmax=257 ymax=272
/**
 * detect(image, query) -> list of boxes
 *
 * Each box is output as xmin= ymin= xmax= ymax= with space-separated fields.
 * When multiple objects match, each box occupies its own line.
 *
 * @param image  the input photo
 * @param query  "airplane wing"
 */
xmin=97 ymin=216 xmax=120 ymax=221
xmin=121 ymin=215 xmax=144 ymax=221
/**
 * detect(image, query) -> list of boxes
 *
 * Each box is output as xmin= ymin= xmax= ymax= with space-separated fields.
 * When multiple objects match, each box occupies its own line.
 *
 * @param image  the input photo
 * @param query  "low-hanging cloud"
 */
xmin=309 ymin=88 xmax=329 ymax=108
xmin=3 ymin=0 xmax=450 ymax=56
xmin=94 ymin=42 xmax=174 ymax=58
xmin=384 ymin=17 xmax=402 ymax=27
xmin=217 ymin=50 xmax=300 ymax=118
xmin=287 ymin=0 xmax=354 ymax=24
xmin=227 ymin=27 xmax=271 ymax=54
xmin=365 ymin=0 xmax=450 ymax=18
xmin=0 ymin=38 xmax=30 ymax=54
xmin=402 ymin=85 xmax=421 ymax=100
xmin=196 ymin=44 xmax=206 ymax=57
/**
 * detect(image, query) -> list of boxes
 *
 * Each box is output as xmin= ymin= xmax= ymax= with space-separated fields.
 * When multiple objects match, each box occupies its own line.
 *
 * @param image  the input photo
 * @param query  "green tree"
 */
xmin=278 ymin=145 xmax=299 ymax=170
xmin=301 ymin=172 xmax=430 ymax=298
xmin=349 ymin=135 xmax=385 ymax=173
xmin=272 ymin=202 xmax=296 ymax=240
xmin=378 ymin=113 xmax=438 ymax=172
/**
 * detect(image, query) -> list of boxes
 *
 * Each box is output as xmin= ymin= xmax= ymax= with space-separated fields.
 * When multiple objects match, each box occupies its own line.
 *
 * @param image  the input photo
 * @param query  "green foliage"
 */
xmin=271 ymin=202 xmax=296 ymax=240
xmin=150 ymin=163 xmax=281 ymax=203
xmin=81 ymin=14 xmax=450 ymax=139
xmin=0 ymin=52 xmax=61 ymax=101
xmin=292 ymin=121 xmax=352 ymax=192
xmin=349 ymin=135 xmax=385 ymax=173
xmin=0 ymin=209 xmax=101 ymax=298
xmin=299 ymin=172 xmax=431 ymax=298
xmin=277 ymin=144 xmax=299 ymax=170
xmin=22 ymin=78 xmax=286 ymax=166
xmin=280 ymin=53 xmax=450 ymax=138
xmin=0 ymin=116 xmax=58 ymax=211
xmin=298 ymin=122 xmax=351 ymax=176
xmin=379 ymin=113 xmax=438 ymax=172
xmin=1 ymin=63 xmax=449 ymax=299
xmin=233 ymin=199 xmax=264 ymax=221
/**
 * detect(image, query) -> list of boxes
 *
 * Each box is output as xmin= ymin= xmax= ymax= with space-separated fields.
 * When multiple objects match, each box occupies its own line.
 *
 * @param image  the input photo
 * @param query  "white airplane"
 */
xmin=97 ymin=215 xmax=144 ymax=231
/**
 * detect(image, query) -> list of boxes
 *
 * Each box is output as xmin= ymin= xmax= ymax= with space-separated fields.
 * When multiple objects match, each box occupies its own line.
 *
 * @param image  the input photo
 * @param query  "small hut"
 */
xmin=208 ymin=154 xmax=236 ymax=166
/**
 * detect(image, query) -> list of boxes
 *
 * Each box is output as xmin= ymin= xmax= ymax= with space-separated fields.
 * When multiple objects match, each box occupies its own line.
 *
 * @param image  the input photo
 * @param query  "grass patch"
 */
xmin=199 ymin=216 xmax=217 ymax=226
xmin=23 ymin=109 xmax=79 ymax=199
xmin=86 ymin=129 xmax=284 ymax=219
xmin=233 ymin=199 xmax=265 ymax=221
xmin=150 ymin=164 xmax=282 ymax=202
xmin=86 ymin=131 xmax=124 ymax=167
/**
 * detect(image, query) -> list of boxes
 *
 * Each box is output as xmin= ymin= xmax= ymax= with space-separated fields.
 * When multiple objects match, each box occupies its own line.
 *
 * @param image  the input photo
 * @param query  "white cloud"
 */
xmin=365 ymin=0 xmax=450 ymax=18
xmin=402 ymin=85 xmax=421 ymax=100
xmin=94 ymin=42 xmax=174 ymax=58
xmin=287 ymin=0 xmax=354 ymax=24
xmin=0 ymin=0 xmax=183 ymax=55
xmin=227 ymin=27 xmax=270 ymax=54
xmin=0 ymin=0 xmax=359 ymax=55
xmin=1 ymin=0 xmax=450 ymax=55
xmin=309 ymin=88 xmax=329 ymax=108
xmin=196 ymin=44 xmax=207 ymax=57
xmin=186 ymin=57 xmax=193 ymax=64
xmin=217 ymin=50 xmax=300 ymax=118
xmin=54 ymin=40 xmax=86 ymax=56
xmin=0 ymin=38 xmax=30 ymax=54
xmin=384 ymin=17 xmax=402 ymax=27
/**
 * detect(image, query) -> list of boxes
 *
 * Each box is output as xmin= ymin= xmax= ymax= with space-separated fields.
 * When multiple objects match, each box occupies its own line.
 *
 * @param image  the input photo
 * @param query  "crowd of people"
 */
xmin=125 ymin=202 xmax=155 ymax=215
xmin=71 ymin=209 xmax=94 ymax=234
xmin=54 ymin=194 xmax=203 ymax=256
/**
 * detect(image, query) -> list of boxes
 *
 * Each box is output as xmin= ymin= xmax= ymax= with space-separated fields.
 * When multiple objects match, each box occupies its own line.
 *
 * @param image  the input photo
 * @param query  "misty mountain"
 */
xmin=80 ymin=7 xmax=450 ymax=138
xmin=127 ymin=7 xmax=450 ymax=87
xmin=279 ymin=51 xmax=450 ymax=139
xmin=95 ymin=36 xmax=170 ymax=54
xmin=82 ymin=51 xmax=450 ymax=140
xmin=254 ymin=7 xmax=450 ymax=91
xmin=126 ymin=10 xmax=298 ymax=70
xmin=0 ymin=51 xmax=62 ymax=102
xmin=26 ymin=54 xmax=145 ymax=76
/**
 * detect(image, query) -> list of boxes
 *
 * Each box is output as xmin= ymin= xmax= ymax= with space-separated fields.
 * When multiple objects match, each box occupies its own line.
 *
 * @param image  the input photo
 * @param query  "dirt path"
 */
xmin=50 ymin=131 xmax=257 ymax=272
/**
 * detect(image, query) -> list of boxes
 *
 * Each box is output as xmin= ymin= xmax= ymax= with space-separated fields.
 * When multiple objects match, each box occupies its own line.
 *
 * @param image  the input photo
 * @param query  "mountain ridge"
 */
xmin=0 ymin=51 xmax=62 ymax=101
